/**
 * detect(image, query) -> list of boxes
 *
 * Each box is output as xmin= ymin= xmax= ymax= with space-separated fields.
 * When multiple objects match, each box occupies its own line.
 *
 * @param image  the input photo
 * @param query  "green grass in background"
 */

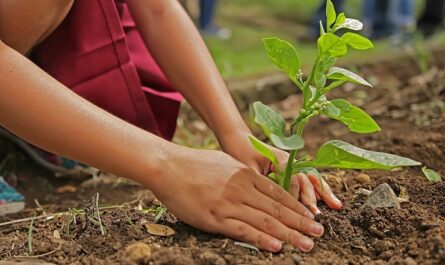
xmin=204 ymin=0 xmax=425 ymax=79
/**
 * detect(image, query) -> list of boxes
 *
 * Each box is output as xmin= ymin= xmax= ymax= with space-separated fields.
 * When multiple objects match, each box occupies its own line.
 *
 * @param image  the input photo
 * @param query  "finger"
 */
xmin=297 ymin=174 xmax=320 ymax=215
xmin=316 ymin=193 xmax=321 ymax=201
xmin=307 ymin=174 xmax=342 ymax=210
xmin=289 ymin=175 xmax=300 ymax=201
xmin=220 ymin=218 xmax=283 ymax=252
xmin=234 ymin=205 xmax=317 ymax=252
xmin=253 ymin=176 xmax=314 ymax=220
xmin=244 ymin=189 xmax=324 ymax=238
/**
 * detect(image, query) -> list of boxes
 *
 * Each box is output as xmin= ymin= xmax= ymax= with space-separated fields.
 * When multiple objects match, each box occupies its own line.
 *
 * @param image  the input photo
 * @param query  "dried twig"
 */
xmin=14 ymin=244 xmax=61 ymax=259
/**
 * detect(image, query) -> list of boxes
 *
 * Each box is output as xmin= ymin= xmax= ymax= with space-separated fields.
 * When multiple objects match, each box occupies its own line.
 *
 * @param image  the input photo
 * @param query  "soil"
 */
xmin=1 ymin=50 xmax=445 ymax=265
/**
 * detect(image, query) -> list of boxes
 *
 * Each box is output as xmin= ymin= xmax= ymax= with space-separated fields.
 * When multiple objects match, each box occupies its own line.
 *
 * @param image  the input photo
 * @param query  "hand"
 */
xmin=151 ymin=147 xmax=324 ymax=252
xmin=219 ymin=130 xmax=342 ymax=215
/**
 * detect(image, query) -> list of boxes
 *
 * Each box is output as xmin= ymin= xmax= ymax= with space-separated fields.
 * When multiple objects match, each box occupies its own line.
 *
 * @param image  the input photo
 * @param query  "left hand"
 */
xmin=219 ymin=130 xmax=342 ymax=215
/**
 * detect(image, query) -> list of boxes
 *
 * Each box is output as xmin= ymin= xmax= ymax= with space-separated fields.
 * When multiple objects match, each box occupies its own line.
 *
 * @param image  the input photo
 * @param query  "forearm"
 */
xmin=126 ymin=0 xmax=250 ymax=142
xmin=0 ymin=41 xmax=176 ymax=189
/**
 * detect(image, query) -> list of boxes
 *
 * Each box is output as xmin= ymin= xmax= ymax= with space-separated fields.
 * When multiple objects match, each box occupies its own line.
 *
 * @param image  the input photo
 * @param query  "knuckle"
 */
xmin=236 ymin=224 xmax=249 ymax=239
xmin=262 ymin=216 xmax=274 ymax=232
xmin=272 ymin=184 xmax=285 ymax=202
xmin=272 ymin=202 xmax=284 ymax=220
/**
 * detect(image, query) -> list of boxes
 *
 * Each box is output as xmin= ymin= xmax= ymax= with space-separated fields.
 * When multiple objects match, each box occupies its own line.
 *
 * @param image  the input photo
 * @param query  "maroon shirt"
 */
xmin=32 ymin=0 xmax=183 ymax=140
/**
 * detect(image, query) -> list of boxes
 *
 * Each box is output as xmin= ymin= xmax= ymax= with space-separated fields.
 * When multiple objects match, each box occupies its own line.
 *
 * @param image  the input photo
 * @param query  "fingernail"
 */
xmin=310 ymin=223 xmax=324 ymax=236
xmin=305 ymin=210 xmax=315 ymax=219
xmin=298 ymin=237 xmax=314 ymax=252
xmin=311 ymin=205 xmax=322 ymax=216
xmin=267 ymin=239 xmax=282 ymax=252
xmin=332 ymin=195 xmax=343 ymax=207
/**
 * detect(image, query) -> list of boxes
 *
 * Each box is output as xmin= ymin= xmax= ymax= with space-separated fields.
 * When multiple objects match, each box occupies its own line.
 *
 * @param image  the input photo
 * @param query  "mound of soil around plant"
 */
xmin=0 ymin=51 xmax=444 ymax=264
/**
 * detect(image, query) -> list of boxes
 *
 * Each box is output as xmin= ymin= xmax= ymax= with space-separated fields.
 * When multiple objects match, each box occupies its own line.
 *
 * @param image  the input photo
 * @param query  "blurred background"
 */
xmin=180 ymin=0 xmax=445 ymax=79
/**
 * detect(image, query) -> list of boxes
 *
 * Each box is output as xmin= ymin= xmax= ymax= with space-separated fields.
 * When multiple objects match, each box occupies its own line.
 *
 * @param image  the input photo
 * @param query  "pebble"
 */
xmin=364 ymin=183 xmax=400 ymax=209
xmin=354 ymin=173 xmax=371 ymax=184
xmin=122 ymin=242 xmax=151 ymax=264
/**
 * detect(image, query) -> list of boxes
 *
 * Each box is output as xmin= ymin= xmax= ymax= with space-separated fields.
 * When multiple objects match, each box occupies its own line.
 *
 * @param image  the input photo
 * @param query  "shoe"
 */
xmin=0 ymin=127 xmax=92 ymax=177
xmin=0 ymin=176 xmax=25 ymax=215
xmin=200 ymin=26 xmax=232 ymax=40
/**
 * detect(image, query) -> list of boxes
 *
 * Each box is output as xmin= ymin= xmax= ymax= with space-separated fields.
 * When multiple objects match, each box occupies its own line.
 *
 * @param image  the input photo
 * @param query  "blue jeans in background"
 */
xmin=364 ymin=0 xmax=414 ymax=39
xmin=199 ymin=0 xmax=218 ymax=30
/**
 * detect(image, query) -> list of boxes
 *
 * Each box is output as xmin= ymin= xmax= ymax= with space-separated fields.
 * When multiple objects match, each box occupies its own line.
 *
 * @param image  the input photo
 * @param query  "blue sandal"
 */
xmin=0 ymin=176 xmax=25 ymax=216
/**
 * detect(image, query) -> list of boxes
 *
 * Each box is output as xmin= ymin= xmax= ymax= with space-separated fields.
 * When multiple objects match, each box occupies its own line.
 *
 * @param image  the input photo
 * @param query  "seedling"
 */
xmin=249 ymin=0 xmax=424 ymax=191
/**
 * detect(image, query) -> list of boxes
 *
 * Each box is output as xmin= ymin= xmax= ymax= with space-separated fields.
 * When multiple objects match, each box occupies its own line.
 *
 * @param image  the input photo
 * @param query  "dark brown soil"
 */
xmin=1 ymin=51 xmax=444 ymax=265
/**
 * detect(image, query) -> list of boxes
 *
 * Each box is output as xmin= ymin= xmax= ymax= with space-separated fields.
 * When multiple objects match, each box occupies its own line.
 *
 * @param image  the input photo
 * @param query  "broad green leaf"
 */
xmin=303 ymin=140 xmax=421 ymax=169
xmin=326 ymin=0 xmax=336 ymax=30
xmin=323 ymin=99 xmax=380 ymax=133
xmin=422 ymin=167 xmax=442 ymax=183
xmin=327 ymin=67 xmax=372 ymax=87
xmin=248 ymin=135 xmax=279 ymax=170
xmin=263 ymin=38 xmax=301 ymax=80
xmin=323 ymin=101 xmax=341 ymax=117
xmin=270 ymin=133 xmax=305 ymax=151
xmin=336 ymin=18 xmax=363 ymax=31
xmin=318 ymin=33 xmax=348 ymax=57
xmin=342 ymin=33 xmax=373 ymax=50
xmin=251 ymin=101 xmax=285 ymax=137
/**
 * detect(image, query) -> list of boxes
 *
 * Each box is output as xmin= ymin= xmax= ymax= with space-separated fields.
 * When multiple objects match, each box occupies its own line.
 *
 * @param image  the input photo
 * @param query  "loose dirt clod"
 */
xmin=364 ymin=183 xmax=400 ymax=209
xmin=354 ymin=173 xmax=371 ymax=184
xmin=122 ymin=242 xmax=152 ymax=265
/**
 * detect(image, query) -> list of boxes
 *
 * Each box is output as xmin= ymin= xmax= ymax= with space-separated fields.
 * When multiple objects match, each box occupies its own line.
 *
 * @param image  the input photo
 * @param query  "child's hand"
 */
xmin=219 ymin=130 xmax=342 ymax=215
xmin=151 ymin=148 xmax=323 ymax=252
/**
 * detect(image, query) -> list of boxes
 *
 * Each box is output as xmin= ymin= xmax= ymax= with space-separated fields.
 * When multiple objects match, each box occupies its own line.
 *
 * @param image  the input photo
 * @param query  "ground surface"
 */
xmin=0 ymin=52 xmax=445 ymax=264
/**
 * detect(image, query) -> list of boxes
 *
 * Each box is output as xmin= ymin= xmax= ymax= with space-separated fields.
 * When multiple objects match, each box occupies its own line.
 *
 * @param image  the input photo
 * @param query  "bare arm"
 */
xmin=0 ymin=41 xmax=170 ymax=188
xmin=125 ymin=0 xmax=251 ymax=149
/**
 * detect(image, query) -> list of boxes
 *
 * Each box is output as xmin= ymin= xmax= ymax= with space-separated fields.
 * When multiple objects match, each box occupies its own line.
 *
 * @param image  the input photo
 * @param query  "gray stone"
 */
xmin=364 ymin=183 xmax=400 ymax=209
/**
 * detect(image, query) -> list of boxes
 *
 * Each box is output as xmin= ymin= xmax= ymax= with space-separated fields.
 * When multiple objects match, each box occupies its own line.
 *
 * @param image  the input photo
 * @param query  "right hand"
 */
xmin=151 ymin=148 xmax=325 ymax=252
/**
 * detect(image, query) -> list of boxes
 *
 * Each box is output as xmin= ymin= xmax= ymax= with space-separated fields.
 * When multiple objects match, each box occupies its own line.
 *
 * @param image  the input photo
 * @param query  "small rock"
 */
xmin=373 ymin=240 xmax=394 ymax=253
xmin=354 ymin=173 xmax=371 ymax=184
xmin=122 ymin=242 xmax=151 ymax=265
xmin=198 ymin=251 xmax=226 ymax=265
xmin=404 ymin=257 xmax=417 ymax=265
xmin=292 ymin=253 xmax=303 ymax=264
xmin=53 ymin=230 xmax=61 ymax=239
xmin=378 ymin=250 xmax=394 ymax=260
xmin=364 ymin=183 xmax=400 ymax=209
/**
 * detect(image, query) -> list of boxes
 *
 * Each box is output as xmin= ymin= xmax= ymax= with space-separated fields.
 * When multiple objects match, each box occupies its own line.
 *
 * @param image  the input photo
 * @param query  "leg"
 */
xmin=198 ymin=0 xmax=218 ymax=30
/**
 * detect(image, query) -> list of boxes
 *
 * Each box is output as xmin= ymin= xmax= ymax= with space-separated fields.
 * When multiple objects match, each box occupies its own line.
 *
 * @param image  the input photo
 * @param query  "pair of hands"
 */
xmin=153 ymin=131 xmax=341 ymax=253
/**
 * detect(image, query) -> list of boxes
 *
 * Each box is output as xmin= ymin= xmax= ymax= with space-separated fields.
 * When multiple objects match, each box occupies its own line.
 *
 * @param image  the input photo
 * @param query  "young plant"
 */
xmin=249 ymin=0 xmax=423 ymax=191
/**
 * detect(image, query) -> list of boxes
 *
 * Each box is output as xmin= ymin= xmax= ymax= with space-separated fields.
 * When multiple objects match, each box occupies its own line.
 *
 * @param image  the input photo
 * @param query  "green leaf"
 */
xmin=422 ymin=167 xmax=442 ymax=183
xmin=263 ymin=38 xmax=301 ymax=80
xmin=248 ymin=135 xmax=280 ymax=170
xmin=335 ymin=18 xmax=363 ymax=31
xmin=303 ymin=140 xmax=421 ymax=170
xmin=327 ymin=67 xmax=372 ymax=87
xmin=342 ymin=33 xmax=373 ymax=50
xmin=323 ymin=101 xmax=341 ymax=117
xmin=270 ymin=133 xmax=305 ymax=151
xmin=334 ymin=13 xmax=346 ymax=29
xmin=251 ymin=101 xmax=286 ymax=137
xmin=326 ymin=0 xmax=336 ymax=30
xmin=323 ymin=99 xmax=381 ymax=133
xmin=318 ymin=33 xmax=348 ymax=57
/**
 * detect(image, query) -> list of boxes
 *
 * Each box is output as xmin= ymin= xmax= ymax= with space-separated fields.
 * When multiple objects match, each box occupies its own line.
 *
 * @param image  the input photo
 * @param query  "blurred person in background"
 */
xmin=198 ymin=0 xmax=231 ymax=39
xmin=363 ymin=0 xmax=415 ymax=42
xmin=417 ymin=0 xmax=445 ymax=37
